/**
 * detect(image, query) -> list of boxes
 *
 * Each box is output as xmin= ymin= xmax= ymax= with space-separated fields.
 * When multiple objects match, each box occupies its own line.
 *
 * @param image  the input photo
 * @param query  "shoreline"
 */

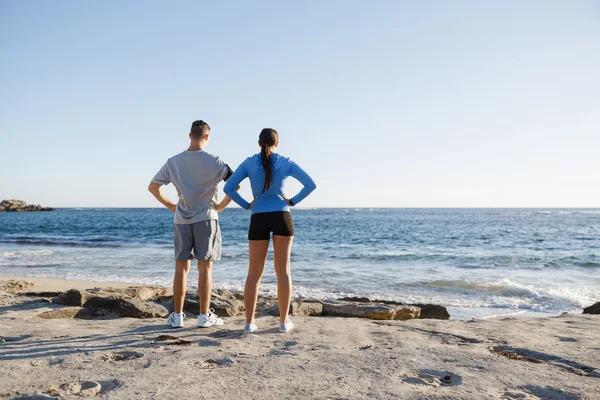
xmin=0 ymin=275 xmax=571 ymax=321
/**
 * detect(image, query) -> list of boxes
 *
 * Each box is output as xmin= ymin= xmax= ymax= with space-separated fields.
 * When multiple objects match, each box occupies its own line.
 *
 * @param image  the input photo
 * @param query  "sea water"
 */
xmin=1 ymin=208 xmax=599 ymax=319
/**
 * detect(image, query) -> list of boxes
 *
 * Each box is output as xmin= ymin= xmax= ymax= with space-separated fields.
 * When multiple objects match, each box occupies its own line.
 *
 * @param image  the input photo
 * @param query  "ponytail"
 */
xmin=258 ymin=128 xmax=278 ymax=193
xmin=260 ymin=144 xmax=273 ymax=192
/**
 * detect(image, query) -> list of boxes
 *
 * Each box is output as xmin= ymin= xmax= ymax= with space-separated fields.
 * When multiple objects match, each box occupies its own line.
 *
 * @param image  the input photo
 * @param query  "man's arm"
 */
xmin=148 ymin=181 xmax=177 ymax=212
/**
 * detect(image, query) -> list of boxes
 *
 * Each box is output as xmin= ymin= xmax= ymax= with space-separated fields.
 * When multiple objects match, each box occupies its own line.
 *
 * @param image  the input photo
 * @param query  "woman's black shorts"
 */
xmin=248 ymin=211 xmax=294 ymax=240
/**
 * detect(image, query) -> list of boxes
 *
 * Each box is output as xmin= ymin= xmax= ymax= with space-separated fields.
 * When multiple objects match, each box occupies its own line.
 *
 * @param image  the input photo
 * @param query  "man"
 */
xmin=148 ymin=120 xmax=235 ymax=328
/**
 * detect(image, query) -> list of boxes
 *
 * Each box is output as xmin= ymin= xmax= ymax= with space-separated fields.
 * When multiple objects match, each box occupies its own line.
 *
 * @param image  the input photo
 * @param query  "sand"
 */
xmin=0 ymin=276 xmax=599 ymax=400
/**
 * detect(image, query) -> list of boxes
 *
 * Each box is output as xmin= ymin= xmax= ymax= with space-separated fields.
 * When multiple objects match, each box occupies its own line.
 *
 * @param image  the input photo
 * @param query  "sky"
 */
xmin=1 ymin=1 xmax=599 ymax=208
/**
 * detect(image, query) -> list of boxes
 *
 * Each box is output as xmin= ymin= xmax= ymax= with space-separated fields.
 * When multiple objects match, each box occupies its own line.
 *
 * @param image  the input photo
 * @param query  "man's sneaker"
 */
xmin=279 ymin=319 xmax=294 ymax=333
xmin=167 ymin=312 xmax=185 ymax=328
xmin=197 ymin=308 xmax=224 ymax=328
xmin=244 ymin=322 xmax=257 ymax=334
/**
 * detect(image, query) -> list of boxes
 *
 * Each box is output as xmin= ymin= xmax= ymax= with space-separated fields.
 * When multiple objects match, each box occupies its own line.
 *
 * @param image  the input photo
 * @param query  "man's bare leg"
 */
xmin=174 ymin=259 xmax=190 ymax=313
xmin=198 ymin=260 xmax=213 ymax=314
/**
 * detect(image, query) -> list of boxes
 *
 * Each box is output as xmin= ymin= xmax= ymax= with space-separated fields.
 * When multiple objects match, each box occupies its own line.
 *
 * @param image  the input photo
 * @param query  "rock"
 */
xmin=92 ymin=286 xmax=167 ymax=301
xmin=583 ymin=302 xmax=600 ymax=314
xmin=413 ymin=304 xmax=451 ymax=320
xmin=267 ymin=301 xmax=323 ymax=317
xmin=0 ymin=199 xmax=54 ymax=212
xmin=54 ymin=286 xmax=167 ymax=307
xmin=0 ymin=206 xmax=4 ymax=212
xmin=340 ymin=296 xmax=450 ymax=320
xmin=84 ymin=296 xmax=168 ymax=318
xmin=0 ymin=280 xmax=34 ymax=293
xmin=159 ymin=289 xmax=244 ymax=317
xmin=321 ymin=301 xmax=420 ymax=320
xmin=339 ymin=296 xmax=372 ymax=303
xmin=53 ymin=289 xmax=92 ymax=306
xmin=211 ymin=289 xmax=245 ymax=317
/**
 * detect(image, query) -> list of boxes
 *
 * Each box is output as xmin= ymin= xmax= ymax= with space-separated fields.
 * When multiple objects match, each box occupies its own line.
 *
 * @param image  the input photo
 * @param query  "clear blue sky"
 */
xmin=1 ymin=1 xmax=599 ymax=208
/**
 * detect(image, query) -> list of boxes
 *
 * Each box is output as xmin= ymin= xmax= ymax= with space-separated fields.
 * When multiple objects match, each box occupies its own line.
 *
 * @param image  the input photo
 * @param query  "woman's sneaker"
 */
xmin=167 ymin=312 xmax=185 ymax=328
xmin=197 ymin=308 xmax=224 ymax=328
xmin=279 ymin=319 xmax=294 ymax=333
xmin=244 ymin=322 xmax=257 ymax=334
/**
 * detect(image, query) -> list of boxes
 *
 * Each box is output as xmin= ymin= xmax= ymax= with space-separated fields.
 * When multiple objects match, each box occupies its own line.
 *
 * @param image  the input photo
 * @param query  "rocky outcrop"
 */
xmin=89 ymin=286 xmax=168 ymax=301
xmin=339 ymin=296 xmax=450 ymax=320
xmin=0 ymin=199 xmax=54 ymax=212
xmin=52 ymin=286 xmax=169 ymax=318
xmin=84 ymin=296 xmax=168 ymax=318
xmin=53 ymin=286 xmax=167 ymax=307
xmin=267 ymin=301 xmax=323 ymax=317
xmin=158 ymin=289 xmax=244 ymax=317
xmin=321 ymin=301 xmax=420 ymax=320
xmin=583 ymin=302 xmax=600 ymax=315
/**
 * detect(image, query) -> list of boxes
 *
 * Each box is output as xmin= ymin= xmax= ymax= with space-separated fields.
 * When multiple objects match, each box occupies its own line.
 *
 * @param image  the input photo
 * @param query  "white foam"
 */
xmin=1 ymin=250 xmax=53 ymax=258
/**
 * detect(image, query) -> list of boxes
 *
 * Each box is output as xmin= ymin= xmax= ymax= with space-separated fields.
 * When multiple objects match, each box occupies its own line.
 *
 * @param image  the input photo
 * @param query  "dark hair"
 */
xmin=258 ymin=128 xmax=278 ymax=192
xmin=190 ymin=120 xmax=210 ymax=140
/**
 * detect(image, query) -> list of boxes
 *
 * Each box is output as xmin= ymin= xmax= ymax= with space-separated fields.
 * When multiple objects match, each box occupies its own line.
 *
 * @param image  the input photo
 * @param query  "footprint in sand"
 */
xmin=101 ymin=350 xmax=144 ymax=361
xmin=502 ymin=386 xmax=581 ymax=400
xmin=47 ymin=379 xmax=122 ymax=397
xmin=195 ymin=358 xmax=237 ymax=369
xmin=402 ymin=370 xmax=462 ymax=387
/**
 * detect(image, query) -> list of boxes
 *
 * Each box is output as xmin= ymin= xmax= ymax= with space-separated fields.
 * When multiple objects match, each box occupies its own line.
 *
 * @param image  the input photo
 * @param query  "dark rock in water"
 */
xmin=583 ymin=302 xmax=600 ymax=314
xmin=413 ymin=304 xmax=451 ymax=320
xmin=321 ymin=301 xmax=420 ymax=320
xmin=267 ymin=301 xmax=323 ymax=317
xmin=84 ymin=296 xmax=168 ymax=318
xmin=339 ymin=296 xmax=372 ymax=303
xmin=0 ymin=199 xmax=54 ymax=212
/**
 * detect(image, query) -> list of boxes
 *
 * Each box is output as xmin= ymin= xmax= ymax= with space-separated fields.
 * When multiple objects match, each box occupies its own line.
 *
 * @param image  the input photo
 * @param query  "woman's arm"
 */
xmin=223 ymin=162 xmax=252 ymax=209
xmin=212 ymin=185 xmax=241 ymax=212
xmin=286 ymin=162 xmax=317 ymax=206
xmin=213 ymin=195 xmax=232 ymax=212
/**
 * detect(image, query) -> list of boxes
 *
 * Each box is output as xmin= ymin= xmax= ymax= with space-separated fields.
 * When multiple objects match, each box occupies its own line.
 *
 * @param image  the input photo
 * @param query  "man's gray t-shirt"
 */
xmin=152 ymin=150 xmax=230 ymax=224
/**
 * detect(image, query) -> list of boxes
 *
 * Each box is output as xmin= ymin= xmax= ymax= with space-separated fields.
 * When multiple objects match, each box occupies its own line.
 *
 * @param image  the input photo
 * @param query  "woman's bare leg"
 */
xmin=273 ymin=235 xmax=294 ymax=324
xmin=244 ymin=240 xmax=270 ymax=324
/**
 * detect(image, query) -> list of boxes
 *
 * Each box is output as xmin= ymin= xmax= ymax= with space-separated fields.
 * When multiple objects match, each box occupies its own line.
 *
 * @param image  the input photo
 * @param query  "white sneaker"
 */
xmin=167 ymin=312 xmax=185 ymax=328
xmin=244 ymin=322 xmax=257 ymax=334
xmin=279 ymin=319 xmax=294 ymax=333
xmin=197 ymin=308 xmax=224 ymax=328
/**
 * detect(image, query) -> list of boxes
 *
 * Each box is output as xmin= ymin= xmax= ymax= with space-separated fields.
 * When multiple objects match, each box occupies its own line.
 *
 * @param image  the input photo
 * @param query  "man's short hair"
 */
xmin=190 ymin=120 xmax=210 ymax=140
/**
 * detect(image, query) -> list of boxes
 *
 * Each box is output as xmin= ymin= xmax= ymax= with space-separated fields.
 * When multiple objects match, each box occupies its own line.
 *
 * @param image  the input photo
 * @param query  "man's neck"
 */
xmin=187 ymin=141 xmax=205 ymax=151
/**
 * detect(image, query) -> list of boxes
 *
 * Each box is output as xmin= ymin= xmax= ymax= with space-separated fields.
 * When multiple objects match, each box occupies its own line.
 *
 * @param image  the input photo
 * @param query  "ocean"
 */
xmin=1 ymin=208 xmax=599 ymax=319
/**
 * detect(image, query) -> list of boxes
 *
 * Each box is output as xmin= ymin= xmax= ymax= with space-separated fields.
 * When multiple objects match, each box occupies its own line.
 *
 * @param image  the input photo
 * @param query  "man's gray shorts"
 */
xmin=174 ymin=220 xmax=221 ymax=261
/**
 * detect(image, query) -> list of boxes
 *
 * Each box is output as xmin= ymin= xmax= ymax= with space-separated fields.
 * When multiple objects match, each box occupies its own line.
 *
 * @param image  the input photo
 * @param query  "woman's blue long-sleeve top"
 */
xmin=223 ymin=153 xmax=316 ymax=214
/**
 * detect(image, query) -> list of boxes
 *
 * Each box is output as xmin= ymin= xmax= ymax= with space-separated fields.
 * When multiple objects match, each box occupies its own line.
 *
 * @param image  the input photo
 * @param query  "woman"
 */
xmin=223 ymin=128 xmax=316 ymax=334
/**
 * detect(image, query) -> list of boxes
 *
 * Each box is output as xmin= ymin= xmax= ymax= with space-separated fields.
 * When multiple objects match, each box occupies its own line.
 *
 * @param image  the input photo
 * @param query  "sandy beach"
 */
xmin=0 ymin=277 xmax=598 ymax=400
